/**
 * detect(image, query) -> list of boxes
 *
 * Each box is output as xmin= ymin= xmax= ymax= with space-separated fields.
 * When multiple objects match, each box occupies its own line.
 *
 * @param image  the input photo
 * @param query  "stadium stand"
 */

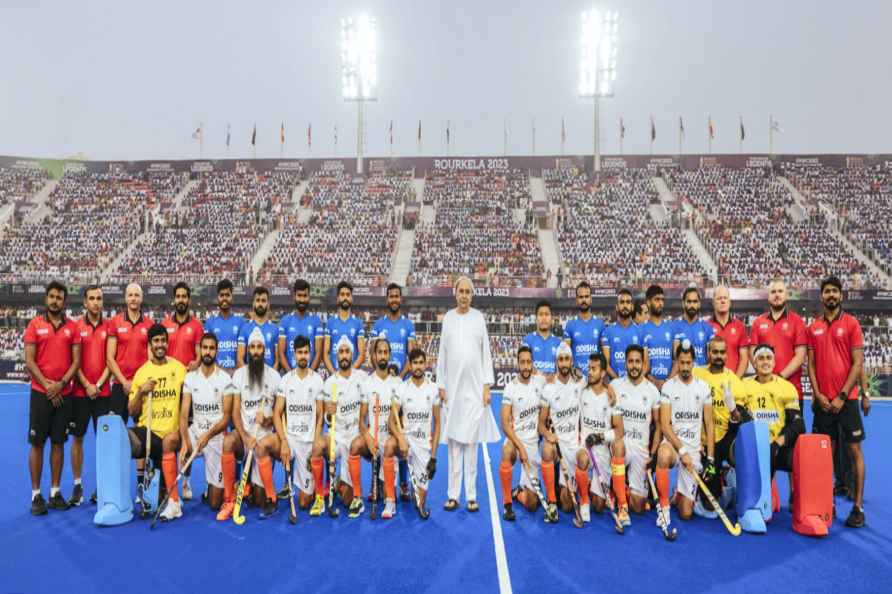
xmin=0 ymin=166 xmax=48 ymax=213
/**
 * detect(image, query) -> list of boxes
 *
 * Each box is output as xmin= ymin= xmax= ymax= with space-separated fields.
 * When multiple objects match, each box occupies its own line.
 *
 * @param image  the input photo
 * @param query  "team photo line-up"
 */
xmin=23 ymin=272 xmax=869 ymax=534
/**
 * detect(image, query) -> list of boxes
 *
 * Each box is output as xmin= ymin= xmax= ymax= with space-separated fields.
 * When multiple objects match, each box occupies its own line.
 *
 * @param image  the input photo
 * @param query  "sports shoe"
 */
xmin=348 ymin=497 xmax=365 ymax=519
xmin=309 ymin=495 xmax=325 ymax=517
xmin=260 ymin=498 xmax=278 ymax=519
xmin=277 ymin=483 xmax=291 ymax=500
xmin=845 ymin=506 xmax=866 ymax=528
xmin=48 ymin=492 xmax=70 ymax=511
xmin=31 ymin=493 xmax=48 ymax=516
xmin=182 ymin=478 xmax=192 ymax=501
xmin=544 ymin=503 xmax=559 ymax=523
xmin=693 ymin=498 xmax=718 ymax=519
xmin=657 ymin=504 xmax=671 ymax=530
xmin=503 ymin=503 xmax=516 ymax=522
xmin=720 ymin=468 xmax=736 ymax=509
xmin=580 ymin=504 xmax=591 ymax=523
xmin=216 ymin=501 xmax=234 ymax=521
xmin=160 ymin=498 xmax=183 ymax=522
xmin=68 ymin=484 xmax=84 ymax=507
xmin=90 ymin=490 xmax=97 ymax=505
xmin=382 ymin=499 xmax=396 ymax=519
xmin=617 ymin=504 xmax=631 ymax=527
xmin=400 ymin=482 xmax=410 ymax=502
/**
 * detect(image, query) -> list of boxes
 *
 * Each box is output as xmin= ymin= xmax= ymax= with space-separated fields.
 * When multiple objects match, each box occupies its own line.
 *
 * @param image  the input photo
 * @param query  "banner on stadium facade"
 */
xmin=0 ymin=360 xmax=29 ymax=382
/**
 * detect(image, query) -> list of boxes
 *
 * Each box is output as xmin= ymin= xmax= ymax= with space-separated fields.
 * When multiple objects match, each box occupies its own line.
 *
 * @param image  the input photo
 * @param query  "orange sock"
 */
xmin=348 ymin=454 xmax=362 ymax=499
xmin=222 ymin=452 xmax=235 ymax=502
xmin=311 ymin=457 xmax=325 ymax=497
xmin=575 ymin=468 xmax=590 ymax=505
xmin=258 ymin=456 xmax=276 ymax=502
xmin=383 ymin=457 xmax=396 ymax=500
xmin=611 ymin=458 xmax=627 ymax=507
xmin=656 ymin=467 xmax=670 ymax=507
xmin=542 ymin=461 xmax=557 ymax=503
xmin=162 ymin=452 xmax=179 ymax=502
xmin=499 ymin=462 xmax=513 ymax=505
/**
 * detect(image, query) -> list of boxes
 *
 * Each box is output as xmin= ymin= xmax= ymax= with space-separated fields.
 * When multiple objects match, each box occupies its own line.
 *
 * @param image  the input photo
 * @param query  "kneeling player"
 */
xmin=581 ymin=352 xmax=629 ymax=525
xmin=499 ymin=346 xmax=543 ymax=521
xmin=274 ymin=336 xmax=324 ymax=511
xmin=384 ymin=348 xmax=440 ymax=519
xmin=539 ymin=344 xmax=590 ymax=522
xmin=127 ymin=324 xmax=187 ymax=521
xmin=655 ymin=343 xmax=715 ymax=526
xmin=218 ymin=328 xmax=282 ymax=520
xmin=179 ymin=333 xmax=234 ymax=511
xmin=612 ymin=345 xmax=662 ymax=515
xmin=310 ymin=336 xmax=368 ymax=518
xmin=743 ymin=344 xmax=803 ymax=480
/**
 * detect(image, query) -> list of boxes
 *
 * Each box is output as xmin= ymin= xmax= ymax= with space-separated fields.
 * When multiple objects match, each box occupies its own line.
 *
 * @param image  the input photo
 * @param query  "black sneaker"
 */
xmin=48 ymin=492 xmax=70 ymax=511
xmin=90 ymin=490 xmax=97 ymax=505
xmin=503 ymin=503 xmax=516 ymax=522
xmin=845 ymin=506 xmax=865 ymax=528
xmin=31 ymin=494 xmax=48 ymax=516
xmin=68 ymin=484 xmax=84 ymax=507
xmin=259 ymin=498 xmax=278 ymax=520
xmin=277 ymin=484 xmax=290 ymax=500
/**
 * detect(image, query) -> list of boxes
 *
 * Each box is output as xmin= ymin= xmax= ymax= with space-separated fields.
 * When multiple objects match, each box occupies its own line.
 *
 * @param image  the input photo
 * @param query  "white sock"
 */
xmin=32 ymin=489 xmax=40 ymax=499
xmin=74 ymin=478 xmax=82 ymax=486
xmin=50 ymin=486 xmax=60 ymax=497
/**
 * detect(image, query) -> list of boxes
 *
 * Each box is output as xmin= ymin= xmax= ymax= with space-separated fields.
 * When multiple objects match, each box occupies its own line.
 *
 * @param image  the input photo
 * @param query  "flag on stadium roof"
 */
xmin=708 ymin=116 xmax=715 ymax=140
xmin=226 ymin=124 xmax=231 ymax=148
xmin=650 ymin=116 xmax=656 ymax=141
xmin=251 ymin=124 xmax=256 ymax=147
xmin=417 ymin=120 xmax=422 ymax=144
xmin=389 ymin=120 xmax=393 ymax=146
xmin=280 ymin=122 xmax=285 ymax=146
xmin=307 ymin=123 xmax=312 ymax=148
xmin=619 ymin=117 xmax=625 ymax=139
xmin=739 ymin=117 xmax=745 ymax=141
xmin=561 ymin=117 xmax=566 ymax=144
xmin=334 ymin=123 xmax=339 ymax=147
xmin=446 ymin=120 xmax=450 ymax=145
xmin=770 ymin=118 xmax=783 ymax=133
xmin=192 ymin=125 xmax=202 ymax=141
xmin=679 ymin=116 xmax=685 ymax=138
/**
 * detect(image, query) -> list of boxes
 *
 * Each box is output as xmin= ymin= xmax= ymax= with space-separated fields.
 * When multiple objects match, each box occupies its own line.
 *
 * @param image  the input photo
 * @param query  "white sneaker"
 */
xmin=182 ymin=478 xmax=192 ymax=501
xmin=160 ymin=498 xmax=183 ymax=522
xmin=382 ymin=500 xmax=396 ymax=520
xmin=656 ymin=504 xmax=671 ymax=528
xmin=693 ymin=498 xmax=718 ymax=519
xmin=580 ymin=504 xmax=591 ymax=523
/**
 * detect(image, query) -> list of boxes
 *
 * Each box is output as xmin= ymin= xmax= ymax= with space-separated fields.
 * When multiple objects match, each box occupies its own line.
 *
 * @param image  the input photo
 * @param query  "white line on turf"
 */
xmin=482 ymin=442 xmax=512 ymax=594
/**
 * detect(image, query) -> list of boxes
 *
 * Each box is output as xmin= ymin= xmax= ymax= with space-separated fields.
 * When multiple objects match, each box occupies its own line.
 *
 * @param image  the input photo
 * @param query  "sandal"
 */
xmin=467 ymin=500 xmax=480 ymax=513
xmin=444 ymin=499 xmax=459 ymax=512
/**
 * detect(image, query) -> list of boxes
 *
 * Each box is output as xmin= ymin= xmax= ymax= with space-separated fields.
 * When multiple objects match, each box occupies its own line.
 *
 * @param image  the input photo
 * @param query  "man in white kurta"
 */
xmin=437 ymin=277 xmax=501 ymax=511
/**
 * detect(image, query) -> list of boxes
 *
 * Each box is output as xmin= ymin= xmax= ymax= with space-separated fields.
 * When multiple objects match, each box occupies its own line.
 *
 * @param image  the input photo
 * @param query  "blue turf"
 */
xmin=1 ymin=385 xmax=891 ymax=594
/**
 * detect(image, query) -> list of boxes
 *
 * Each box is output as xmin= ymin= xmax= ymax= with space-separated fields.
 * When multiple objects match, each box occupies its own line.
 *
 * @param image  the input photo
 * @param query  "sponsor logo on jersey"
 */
xmin=674 ymin=410 xmax=700 ymax=421
xmin=622 ymin=408 xmax=648 ymax=421
xmin=288 ymin=403 xmax=315 ymax=414
xmin=194 ymin=402 xmax=220 ymax=413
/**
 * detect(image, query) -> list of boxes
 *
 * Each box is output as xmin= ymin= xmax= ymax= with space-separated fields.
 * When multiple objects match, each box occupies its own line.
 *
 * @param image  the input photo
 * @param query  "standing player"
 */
xmin=274 ymin=336 xmax=325 ymax=510
xmin=278 ymin=279 xmax=324 ymax=373
xmin=580 ymin=352 xmax=629 ymax=524
xmin=523 ymin=300 xmax=562 ymax=377
xmin=218 ymin=328 xmax=282 ymax=520
xmin=107 ymin=283 xmax=153 ymax=422
xmin=324 ymin=281 xmax=366 ymax=373
xmin=671 ymin=287 xmax=714 ymax=370
xmin=655 ymin=343 xmax=714 ymax=525
xmin=612 ymin=345 xmax=661 ymax=515
xmin=386 ymin=348 xmax=442 ymax=519
xmin=692 ymin=337 xmax=748 ymax=517
xmin=743 ymin=345 xmax=803 ymax=482
xmin=370 ymin=283 xmax=416 ymax=377
xmin=25 ymin=281 xmax=81 ymax=515
xmin=633 ymin=299 xmax=649 ymax=326
xmin=749 ymin=277 xmax=808 ymax=406
xmin=641 ymin=284 xmax=674 ymax=390
xmin=179 ymin=333 xmax=235 ymax=512
xmin=709 ymin=285 xmax=749 ymax=377
xmin=601 ymin=289 xmax=641 ymax=380
xmin=807 ymin=276 xmax=867 ymax=528
xmin=539 ymin=344 xmax=591 ymax=521
xmin=358 ymin=338 xmax=402 ymax=512
xmin=71 ymin=285 xmax=110 ymax=506
xmin=204 ymin=279 xmax=245 ymax=373
xmin=499 ymin=345 xmax=543 ymax=521
xmin=237 ymin=286 xmax=279 ymax=369
xmin=127 ymin=324 xmax=187 ymax=521
xmin=564 ymin=281 xmax=606 ymax=378
xmin=313 ymin=336 xmax=369 ymax=517
xmin=162 ymin=282 xmax=203 ymax=370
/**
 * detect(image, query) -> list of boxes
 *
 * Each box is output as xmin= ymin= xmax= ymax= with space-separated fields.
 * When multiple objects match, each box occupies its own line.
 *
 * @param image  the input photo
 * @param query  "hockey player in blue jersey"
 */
xmin=563 ymin=281 xmax=606 ymax=377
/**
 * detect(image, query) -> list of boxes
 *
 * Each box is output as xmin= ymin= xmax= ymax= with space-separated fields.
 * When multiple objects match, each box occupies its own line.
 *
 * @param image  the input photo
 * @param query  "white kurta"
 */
xmin=437 ymin=307 xmax=501 ymax=444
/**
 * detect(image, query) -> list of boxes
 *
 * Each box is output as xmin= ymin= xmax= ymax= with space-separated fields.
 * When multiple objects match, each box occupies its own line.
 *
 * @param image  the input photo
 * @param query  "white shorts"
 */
xmin=625 ymin=442 xmax=651 ymax=497
xmin=670 ymin=443 xmax=702 ymax=501
xmin=403 ymin=438 xmax=432 ymax=492
xmin=588 ymin=444 xmax=612 ymax=499
xmin=285 ymin=435 xmax=314 ymax=496
xmin=506 ymin=438 xmax=541 ymax=491
xmin=187 ymin=425 xmax=224 ymax=489
xmin=556 ymin=441 xmax=581 ymax=487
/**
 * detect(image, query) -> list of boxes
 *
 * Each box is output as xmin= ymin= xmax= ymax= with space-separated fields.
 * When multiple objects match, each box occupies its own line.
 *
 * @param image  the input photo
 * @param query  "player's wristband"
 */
xmin=677 ymin=445 xmax=687 ymax=457
xmin=603 ymin=429 xmax=616 ymax=444
xmin=837 ymin=391 xmax=848 ymax=401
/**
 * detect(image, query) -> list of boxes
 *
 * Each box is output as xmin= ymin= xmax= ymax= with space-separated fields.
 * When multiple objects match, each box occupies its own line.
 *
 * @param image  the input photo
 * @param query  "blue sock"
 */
xmin=399 ymin=459 xmax=408 ymax=485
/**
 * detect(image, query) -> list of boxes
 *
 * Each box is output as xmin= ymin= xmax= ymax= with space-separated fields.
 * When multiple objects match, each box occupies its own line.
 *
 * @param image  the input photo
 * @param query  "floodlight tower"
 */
xmin=579 ymin=9 xmax=618 ymax=174
xmin=341 ymin=15 xmax=377 ymax=174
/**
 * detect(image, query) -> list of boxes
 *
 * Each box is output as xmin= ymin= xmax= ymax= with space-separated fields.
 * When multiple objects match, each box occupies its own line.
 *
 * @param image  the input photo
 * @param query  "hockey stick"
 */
xmin=138 ymin=388 xmax=159 ymax=518
xmin=327 ymin=383 xmax=340 ymax=518
xmin=666 ymin=442 xmax=741 ymax=536
xmin=393 ymin=401 xmax=429 ymax=520
xmin=586 ymin=446 xmax=623 ymax=534
xmin=282 ymin=414 xmax=297 ymax=525
xmin=150 ymin=445 xmax=201 ymax=529
xmin=521 ymin=460 xmax=556 ymax=522
xmin=233 ymin=394 xmax=267 ymax=526
xmin=555 ymin=443 xmax=584 ymax=529
xmin=370 ymin=392 xmax=381 ymax=520
xmin=645 ymin=469 xmax=678 ymax=541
